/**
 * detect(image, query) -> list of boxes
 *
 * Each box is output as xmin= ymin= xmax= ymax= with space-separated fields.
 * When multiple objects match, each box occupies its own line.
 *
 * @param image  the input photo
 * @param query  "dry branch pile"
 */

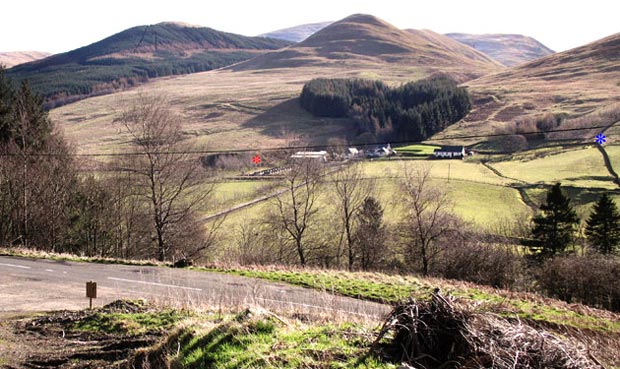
xmin=373 ymin=292 xmax=605 ymax=369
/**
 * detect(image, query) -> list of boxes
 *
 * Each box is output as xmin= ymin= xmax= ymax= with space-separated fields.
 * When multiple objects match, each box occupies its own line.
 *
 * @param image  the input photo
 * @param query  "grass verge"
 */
xmin=199 ymin=265 xmax=620 ymax=334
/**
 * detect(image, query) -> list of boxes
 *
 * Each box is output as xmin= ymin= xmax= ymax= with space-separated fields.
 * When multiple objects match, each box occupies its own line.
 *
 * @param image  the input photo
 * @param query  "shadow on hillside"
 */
xmin=242 ymin=98 xmax=355 ymax=142
xmin=525 ymin=183 xmax=620 ymax=209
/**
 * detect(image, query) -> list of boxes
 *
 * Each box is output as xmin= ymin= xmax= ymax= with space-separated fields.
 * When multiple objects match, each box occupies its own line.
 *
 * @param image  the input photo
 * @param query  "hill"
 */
xmin=234 ymin=14 xmax=503 ymax=81
xmin=260 ymin=21 xmax=333 ymax=42
xmin=446 ymin=33 xmax=554 ymax=66
xmin=0 ymin=51 xmax=50 ymax=68
xmin=6 ymin=22 xmax=292 ymax=107
xmin=434 ymin=32 xmax=620 ymax=146
xmin=49 ymin=14 xmax=503 ymax=157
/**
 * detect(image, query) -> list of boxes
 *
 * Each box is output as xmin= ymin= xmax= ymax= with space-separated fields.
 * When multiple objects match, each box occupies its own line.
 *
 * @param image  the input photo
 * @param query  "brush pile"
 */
xmin=373 ymin=291 xmax=605 ymax=369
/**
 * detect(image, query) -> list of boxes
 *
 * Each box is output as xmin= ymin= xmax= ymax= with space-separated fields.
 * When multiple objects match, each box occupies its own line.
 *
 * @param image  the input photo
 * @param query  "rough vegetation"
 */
xmin=3 ymin=295 xmax=618 ymax=369
xmin=374 ymin=296 xmax=607 ymax=369
xmin=0 ymin=300 xmax=186 ymax=369
xmin=446 ymin=33 xmax=555 ymax=67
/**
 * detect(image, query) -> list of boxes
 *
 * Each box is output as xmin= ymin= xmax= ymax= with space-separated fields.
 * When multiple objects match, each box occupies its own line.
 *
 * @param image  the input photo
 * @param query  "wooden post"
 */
xmin=86 ymin=281 xmax=97 ymax=309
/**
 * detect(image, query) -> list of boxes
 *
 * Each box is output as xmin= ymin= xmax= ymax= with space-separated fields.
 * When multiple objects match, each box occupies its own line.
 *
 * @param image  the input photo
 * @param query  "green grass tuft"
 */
xmin=175 ymin=315 xmax=393 ymax=369
xmin=72 ymin=310 xmax=185 ymax=335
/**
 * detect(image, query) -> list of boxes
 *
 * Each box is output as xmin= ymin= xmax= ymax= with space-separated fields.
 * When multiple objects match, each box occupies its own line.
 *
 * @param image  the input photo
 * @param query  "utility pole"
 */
xmin=447 ymin=163 xmax=451 ymax=183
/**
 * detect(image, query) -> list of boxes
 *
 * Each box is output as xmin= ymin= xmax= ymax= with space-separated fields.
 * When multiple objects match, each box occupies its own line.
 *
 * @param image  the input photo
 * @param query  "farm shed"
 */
xmin=433 ymin=146 xmax=466 ymax=159
xmin=291 ymin=151 xmax=328 ymax=161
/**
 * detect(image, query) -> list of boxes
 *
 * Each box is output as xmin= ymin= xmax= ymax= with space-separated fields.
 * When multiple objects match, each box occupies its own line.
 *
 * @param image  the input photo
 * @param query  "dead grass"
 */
xmin=435 ymin=34 xmax=620 ymax=145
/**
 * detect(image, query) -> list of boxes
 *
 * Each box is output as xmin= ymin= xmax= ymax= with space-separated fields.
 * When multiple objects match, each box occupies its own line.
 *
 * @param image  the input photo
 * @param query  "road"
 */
xmin=0 ymin=256 xmax=389 ymax=318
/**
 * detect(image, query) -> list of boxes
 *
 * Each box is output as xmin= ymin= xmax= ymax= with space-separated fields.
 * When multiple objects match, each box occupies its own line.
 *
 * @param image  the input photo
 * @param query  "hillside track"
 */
xmin=0 ymin=256 xmax=389 ymax=317
xmin=596 ymin=119 xmax=620 ymax=186
xmin=595 ymin=144 xmax=620 ymax=186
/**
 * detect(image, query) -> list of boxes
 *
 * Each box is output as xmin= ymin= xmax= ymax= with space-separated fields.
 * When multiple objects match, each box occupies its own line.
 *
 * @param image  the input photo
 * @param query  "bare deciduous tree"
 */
xmin=399 ymin=164 xmax=458 ymax=275
xmin=115 ymin=94 xmax=217 ymax=262
xmin=271 ymin=159 xmax=323 ymax=267
xmin=332 ymin=163 xmax=374 ymax=270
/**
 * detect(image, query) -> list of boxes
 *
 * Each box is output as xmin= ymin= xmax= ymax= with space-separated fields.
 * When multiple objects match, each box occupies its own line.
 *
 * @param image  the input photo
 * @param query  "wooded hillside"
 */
xmin=300 ymin=76 xmax=471 ymax=142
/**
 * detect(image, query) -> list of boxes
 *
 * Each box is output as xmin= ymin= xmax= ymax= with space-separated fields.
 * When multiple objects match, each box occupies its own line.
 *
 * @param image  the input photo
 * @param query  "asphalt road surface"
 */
xmin=0 ymin=256 xmax=389 ymax=318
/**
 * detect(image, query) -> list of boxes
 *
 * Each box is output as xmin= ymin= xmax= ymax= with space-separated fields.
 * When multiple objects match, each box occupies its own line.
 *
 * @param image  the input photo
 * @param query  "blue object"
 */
xmin=596 ymin=133 xmax=607 ymax=145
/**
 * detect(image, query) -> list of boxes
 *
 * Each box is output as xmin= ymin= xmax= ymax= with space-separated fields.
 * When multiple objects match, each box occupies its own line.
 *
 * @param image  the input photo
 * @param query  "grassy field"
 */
xmin=490 ymin=145 xmax=619 ymax=189
xmin=206 ymin=148 xmax=618 ymax=247
xmin=393 ymin=144 xmax=440 ymax=156
xmin=607 ymin=145 xmax=620 ymax=169
xmin=359 ymin=159 xmax=514 ymax=185
xmin=206 ymin=159 xmax=531 ymax=259
xmin=210 ymin=180 xmax=277 ymax=213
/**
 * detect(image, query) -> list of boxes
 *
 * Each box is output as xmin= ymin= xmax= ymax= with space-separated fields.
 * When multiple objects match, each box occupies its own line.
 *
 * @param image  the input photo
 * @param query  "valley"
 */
xmin=2 ymin=7 xmax=620 ymax=369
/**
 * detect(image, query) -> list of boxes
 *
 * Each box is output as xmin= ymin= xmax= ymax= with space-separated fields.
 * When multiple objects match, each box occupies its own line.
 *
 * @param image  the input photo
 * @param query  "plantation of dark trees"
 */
xmin=299 ymin=76 xmax=471 ymax=142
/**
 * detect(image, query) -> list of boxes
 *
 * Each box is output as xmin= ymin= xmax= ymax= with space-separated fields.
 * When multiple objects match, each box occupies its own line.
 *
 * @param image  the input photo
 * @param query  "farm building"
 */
xmin=433 ymin=146 xmax=466 ymax=159
xmin=291 ymin=151 xmax=328 ymax=161
xmin=366 ymin=144 xmax=395 ymax=158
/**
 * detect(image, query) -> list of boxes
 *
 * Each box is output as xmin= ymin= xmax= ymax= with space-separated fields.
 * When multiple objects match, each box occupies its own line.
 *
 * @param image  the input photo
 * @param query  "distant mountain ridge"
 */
xmin=7 ymin=22 xmax=292 ymax=107
xmin=235 ymin=14 xmax=503 ymax=81
xmin=446 ymin=33 xmax=554 ymax=66
xmin=260 ymin=22 xmax=333 ymax=42
xmin=0 ymin=51 xmax=51 ymax=68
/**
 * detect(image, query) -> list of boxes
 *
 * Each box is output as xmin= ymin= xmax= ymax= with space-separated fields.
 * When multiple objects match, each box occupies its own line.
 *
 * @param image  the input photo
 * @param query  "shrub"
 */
xmin=433 ymin=242 xmax=527 ymax=289
xmin=537 ymin=254 xmax=620 ymax=311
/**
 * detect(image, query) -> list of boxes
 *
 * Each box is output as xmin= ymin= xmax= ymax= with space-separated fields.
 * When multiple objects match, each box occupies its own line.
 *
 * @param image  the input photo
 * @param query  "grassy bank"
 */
xmin=172 ymin=310 xmax=388 ymax=369
xmin=199 ymin=265 xmax=620 ymax=334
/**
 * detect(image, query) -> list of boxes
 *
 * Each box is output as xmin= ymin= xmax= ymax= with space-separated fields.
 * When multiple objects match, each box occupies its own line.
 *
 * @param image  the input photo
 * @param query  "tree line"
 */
xmin=299 ymin=76 xmax=471 ymax=142
xmin=0 ymin=67 xmax=215 ymax=262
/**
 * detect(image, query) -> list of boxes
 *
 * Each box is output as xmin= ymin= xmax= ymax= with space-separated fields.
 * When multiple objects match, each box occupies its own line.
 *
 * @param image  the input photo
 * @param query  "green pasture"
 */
xmin=393 ymin=144 xmax=440 ymax=156
xmin=490 ymin=146 xmax=618 ymax=189
xmin=359 ymin=159 xmax=513 ymax=185
xmin=205 ymin=144 xmax=619 ymax=251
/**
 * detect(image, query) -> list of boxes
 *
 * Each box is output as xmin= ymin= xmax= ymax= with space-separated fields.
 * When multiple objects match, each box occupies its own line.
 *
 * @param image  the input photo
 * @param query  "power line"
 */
xmin=0 ymin=123 xmax=614 ymax=157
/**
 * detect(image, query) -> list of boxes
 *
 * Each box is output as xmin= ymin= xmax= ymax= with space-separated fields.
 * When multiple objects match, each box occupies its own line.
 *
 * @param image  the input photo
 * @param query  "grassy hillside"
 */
xmin=437 ymin=33 xmax=620 ymax=145
xmin=260 ymin=21 xmax=333 ymax=42
xmin=48 ymin=15 xmax=504 ymax=156
xmin=234 ymin=14 xmax=503 ymax=81
xmin=446 ymin=33 xmax=555 ymax=66
xmin=6 ymin=22 xmax=291 ymax=107
xmin=0 ymin=51 xmax=50 ymax=67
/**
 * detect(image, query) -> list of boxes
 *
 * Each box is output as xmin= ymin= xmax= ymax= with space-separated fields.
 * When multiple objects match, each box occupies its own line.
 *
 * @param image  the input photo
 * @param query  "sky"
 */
xmin=2 ymin=0 xmax=619 ymax=54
